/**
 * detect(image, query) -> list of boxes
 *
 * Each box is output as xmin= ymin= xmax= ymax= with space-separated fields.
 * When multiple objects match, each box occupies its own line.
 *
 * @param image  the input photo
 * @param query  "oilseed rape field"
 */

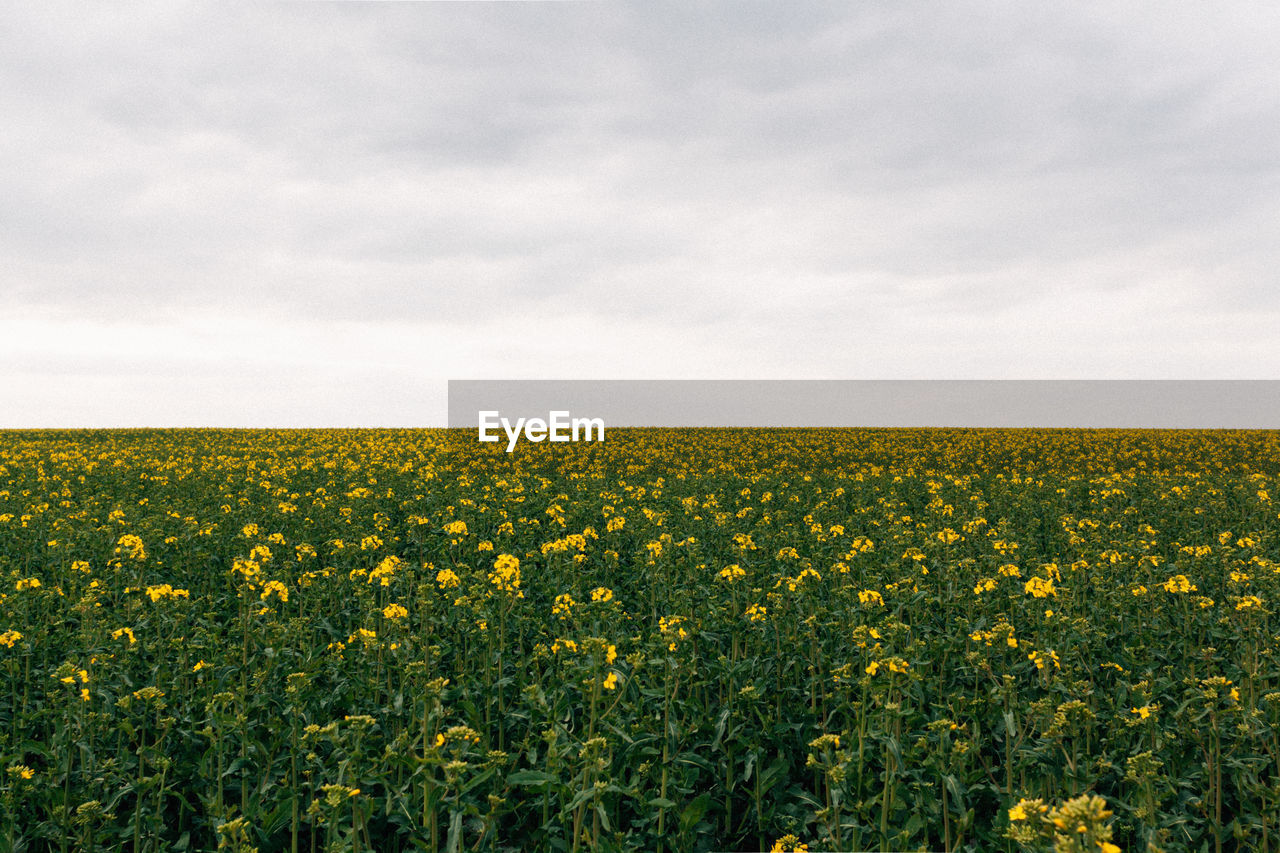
xmin=3 ymin=428 xmax=1280 ymax=853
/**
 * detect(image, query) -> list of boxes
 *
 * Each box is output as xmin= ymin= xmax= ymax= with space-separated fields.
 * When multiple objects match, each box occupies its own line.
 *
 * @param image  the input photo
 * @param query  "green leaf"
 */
xmin=444 ymin=809 xmax=464 ymax=853
xmin=506 ymin=770 xmax=557 ymax=788
xmin=679 ymin=793 xmax=711 ymax=833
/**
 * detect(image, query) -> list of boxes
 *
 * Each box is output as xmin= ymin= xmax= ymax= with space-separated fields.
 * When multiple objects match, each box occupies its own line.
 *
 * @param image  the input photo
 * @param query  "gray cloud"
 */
xmin=2 ymin=2 xmax=1279 ymax=425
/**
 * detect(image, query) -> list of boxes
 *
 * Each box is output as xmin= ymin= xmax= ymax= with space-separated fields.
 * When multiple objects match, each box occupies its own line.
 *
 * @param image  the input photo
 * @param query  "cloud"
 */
xmin=2 ymin=2 xmax=1278 ymax=425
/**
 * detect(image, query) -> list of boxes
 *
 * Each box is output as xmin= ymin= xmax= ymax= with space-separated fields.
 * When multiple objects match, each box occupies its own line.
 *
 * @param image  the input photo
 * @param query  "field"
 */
xmin=3 ymin=427 xmax=1280 ymax=852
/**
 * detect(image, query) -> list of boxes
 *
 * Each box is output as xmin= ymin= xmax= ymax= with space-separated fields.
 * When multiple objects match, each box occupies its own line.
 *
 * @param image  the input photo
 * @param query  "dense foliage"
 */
xmin=3 ymin=427 xmax=1280 ymax=852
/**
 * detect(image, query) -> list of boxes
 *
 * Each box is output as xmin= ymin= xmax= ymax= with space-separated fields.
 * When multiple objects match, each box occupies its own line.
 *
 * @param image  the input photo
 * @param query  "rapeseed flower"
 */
xmin=146 ymin=584 xmax=190 ymax=602
xmin=259 ymin=580 xmax=288 ymax=602
xmin=1028 ymin=650 xmax=1060 ymax=671
xmin=1024 ymin=576 xmax=1056 ymax=598
xmin=488 ymin=554 xmax=522 ymax=595
xmin=770 ymin=834 xmax=807 ymax=852
xmin=717 ymin=565 xmax=745 ymax=583
xmin=1162 ymin=574 xmax=1197 ymax=594
xmin=115 ymin=534 xmax=146 ymax=561
xmin=858 ymin=589 xmax=884 ymax=607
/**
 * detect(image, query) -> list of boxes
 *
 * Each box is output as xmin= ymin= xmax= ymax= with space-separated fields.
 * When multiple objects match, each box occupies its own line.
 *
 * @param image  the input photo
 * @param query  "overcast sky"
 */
xmin=3 ymin=2 xmax=1279 ymax=427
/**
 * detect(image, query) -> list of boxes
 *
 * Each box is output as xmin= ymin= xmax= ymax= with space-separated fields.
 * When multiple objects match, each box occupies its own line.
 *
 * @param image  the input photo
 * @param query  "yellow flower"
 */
xmin=1028 ymin=650 xmax=1060 ymax=671
xmin=16 ymin=577 xmax=41 ymax=591
xmin=114 ymin=534 xmax=146 ymax=561
xmin=1008 ymin=803 xmax=1028 ymax=821
xmin=193 ymin=660 xmax=208 ymax=672
xmin=369 ymin=555 xmax=403 ymax=587
xmin=602 ymin=672 xmax=619 ymax=690
xmin=858 ymin=589 xmax=885 ymax=607
xmin=1161 ymin=574 xmax=1197 ymax=594
xmin=347 ymin=628 xmax=377 ymax=646
xmin=382 ymin=603 xmax=408 ymax=620
xmin=111 ymin=627 xmax=136 ymax=645
xmin=658 ymin=616 xmax=688 ymax=642
xmin=551 ymin=638 xmax=578 ymax=655
xmin=849 ymin=536 xmax=873 ymax=553
xmin=232 ymin=559 xmax=261 ymax=582
xmin=259 ymin=580 xmax=288 ymax=602
xmin=716 ymin=565 xmax=745 ymax=583
xmin=435 ymin=568 xmax=461 ymax=589
xmin=1024 ymin=576 xmax=1056 ymax=598
xmin=488 ymin=554 xmax=522 ymax=594
xmin=936 ymin=527 xmax=961 ymax=545
xmin=146 ymin=584 xmax=191 ymax=602
xmin=591 ymin=586 xmax=614 ymax=602
xmin=0 ymin=629 xmax=22 ymax=648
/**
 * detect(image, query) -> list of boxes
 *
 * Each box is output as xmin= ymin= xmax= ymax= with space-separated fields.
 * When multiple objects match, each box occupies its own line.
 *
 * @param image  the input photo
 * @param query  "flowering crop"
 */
xmin=1 ymin=427 xmax=1280 ymax=851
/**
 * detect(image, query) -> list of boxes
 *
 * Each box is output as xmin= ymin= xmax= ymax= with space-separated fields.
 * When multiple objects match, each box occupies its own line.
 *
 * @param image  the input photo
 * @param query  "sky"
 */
xmin=3 ymin=2 xmax=1279 ymax=427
